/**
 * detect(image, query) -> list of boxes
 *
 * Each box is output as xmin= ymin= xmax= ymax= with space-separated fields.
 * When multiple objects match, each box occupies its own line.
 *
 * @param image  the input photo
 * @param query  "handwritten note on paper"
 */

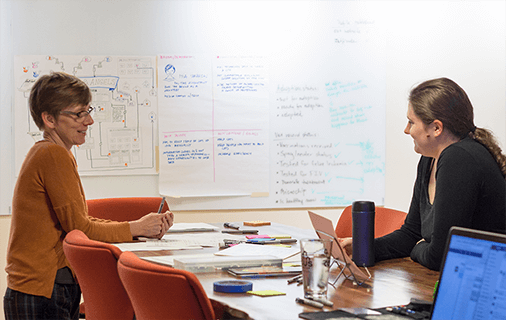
xmin=158 ymin=55 xmax=269 ymax=197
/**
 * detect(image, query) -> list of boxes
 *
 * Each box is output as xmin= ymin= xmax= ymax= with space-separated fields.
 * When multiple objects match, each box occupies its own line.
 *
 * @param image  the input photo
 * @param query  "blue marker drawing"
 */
xmin=164 ymin=64 xmax=176 ymax=82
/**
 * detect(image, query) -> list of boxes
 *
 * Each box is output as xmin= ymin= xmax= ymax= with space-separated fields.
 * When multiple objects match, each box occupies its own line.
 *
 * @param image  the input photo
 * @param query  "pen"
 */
xmin=308 ymin=297 xmax=334 ymax=307
xmin=157 ymin=196 xmax=166 ymax=214
xmin=248 ymin=239 xmax=297 ymax=245
xmin=246 ymin=238 xmax=275 ymax=243
xmin=388 ymin=306 xmax=416 ymax=316
xmin=222 ymin=230 xmax=258 ymax=235
xmin=296 ymin=297 xmax=324 ymax=309
xmin=223 ymin=222 xmax=240 ymax=230
xmin=287 ymin=274 xmax=303 ymax=284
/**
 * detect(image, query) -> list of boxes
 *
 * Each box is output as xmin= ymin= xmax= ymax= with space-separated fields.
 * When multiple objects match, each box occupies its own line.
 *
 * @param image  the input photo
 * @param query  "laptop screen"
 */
xmin=431 ymin=227 xmax=506 ymax=320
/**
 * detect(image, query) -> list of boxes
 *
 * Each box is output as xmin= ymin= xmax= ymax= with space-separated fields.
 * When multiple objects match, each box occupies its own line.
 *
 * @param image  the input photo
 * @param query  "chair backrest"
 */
xmin=335 ymin=205 xmax=407 ymax=239
xmin=62 ymin=230 xmax=134 ymax=320
xmin=87 ymin=197 xmax=169 ymax=221
xmin=117 ymin=251 xmax=216 ymax=320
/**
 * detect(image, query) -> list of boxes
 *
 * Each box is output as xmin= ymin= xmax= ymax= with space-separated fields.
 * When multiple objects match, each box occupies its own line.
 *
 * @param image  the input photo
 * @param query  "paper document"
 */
xmin=215 ymin=243 xmax=300 ymax=260
xmin=167 ymin=222 xmax=219 ymax=233
xmin=113 ymin=240 xmax=202 ymax=252
xmin=114 ymin=232 xmax=245 ymax=252
xmin=141 ymin=253 xmax=217 ymax=266
xmin=162 ymin=232 xmax=243 ymax=247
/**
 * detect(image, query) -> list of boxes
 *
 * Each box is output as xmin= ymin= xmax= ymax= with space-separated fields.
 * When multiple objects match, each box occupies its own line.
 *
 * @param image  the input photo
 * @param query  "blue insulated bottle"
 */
xmin=352 ymin=200 xmax=375 ymax=267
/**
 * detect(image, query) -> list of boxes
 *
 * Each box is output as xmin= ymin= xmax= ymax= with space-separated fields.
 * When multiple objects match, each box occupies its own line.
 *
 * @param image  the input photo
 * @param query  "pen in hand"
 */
xmin=157 ymin=196 xmax=166 ymax=214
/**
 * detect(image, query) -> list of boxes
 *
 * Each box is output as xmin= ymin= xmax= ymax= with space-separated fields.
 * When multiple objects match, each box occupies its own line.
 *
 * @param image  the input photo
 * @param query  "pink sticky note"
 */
xmin=245 ymin=234 xmax=271 ymax=239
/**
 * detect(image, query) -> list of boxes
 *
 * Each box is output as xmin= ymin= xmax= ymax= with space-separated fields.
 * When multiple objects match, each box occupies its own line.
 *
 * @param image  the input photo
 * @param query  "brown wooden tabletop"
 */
xmin=134 ymin=222 xmax=439 ymax=320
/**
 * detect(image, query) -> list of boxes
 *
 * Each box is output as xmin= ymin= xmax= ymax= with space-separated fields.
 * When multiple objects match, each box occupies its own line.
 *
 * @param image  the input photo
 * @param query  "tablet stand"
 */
xmin=315 ymin=229 xmax=371 ymax=287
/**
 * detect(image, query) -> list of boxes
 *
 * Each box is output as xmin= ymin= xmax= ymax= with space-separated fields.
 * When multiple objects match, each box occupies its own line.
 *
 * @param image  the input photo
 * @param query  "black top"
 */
xmin=374 ymin=137 xmax=506 ymax=270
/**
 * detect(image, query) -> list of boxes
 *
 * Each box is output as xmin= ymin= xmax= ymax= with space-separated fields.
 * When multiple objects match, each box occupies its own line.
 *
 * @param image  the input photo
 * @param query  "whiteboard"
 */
xmin=2 ymin=1 xmax=505 ymax=215
xmin=14 ymin=55 xmax=158 ymax=176
xmin=157 ymin=1 xmax=386 ymax=209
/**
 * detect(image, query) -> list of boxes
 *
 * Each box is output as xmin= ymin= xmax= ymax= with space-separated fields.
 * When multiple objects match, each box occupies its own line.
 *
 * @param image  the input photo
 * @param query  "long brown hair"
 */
xmin=409 ymin=77 xmax=506 ymax=178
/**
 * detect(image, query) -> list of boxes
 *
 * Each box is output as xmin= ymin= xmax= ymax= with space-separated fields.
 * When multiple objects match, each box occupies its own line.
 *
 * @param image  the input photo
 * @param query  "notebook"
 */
xmin=300 ymin=226 xmax=506 ymax=320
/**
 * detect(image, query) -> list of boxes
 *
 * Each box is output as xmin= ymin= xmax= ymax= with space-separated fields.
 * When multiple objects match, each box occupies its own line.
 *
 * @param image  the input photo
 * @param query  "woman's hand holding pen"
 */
xmin=129 ymin=211 xmax=174 ymax=239
xmin=163 ymin=211 xmax=175 ymax=237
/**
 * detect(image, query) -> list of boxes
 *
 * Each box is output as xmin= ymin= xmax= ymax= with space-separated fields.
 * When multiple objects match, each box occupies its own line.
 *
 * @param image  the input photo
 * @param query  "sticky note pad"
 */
xmin=269 ymin=234 xmax=291 ymax=239
xmin=245 ymin=234 xmax=271 ymax=239
xmin=244 ymin=221 xmax=271 ymax=226
xmin=247 ymin=290 xmax=286 ymax=297
xmin=283 ymin=262 xmax=301 ymax=267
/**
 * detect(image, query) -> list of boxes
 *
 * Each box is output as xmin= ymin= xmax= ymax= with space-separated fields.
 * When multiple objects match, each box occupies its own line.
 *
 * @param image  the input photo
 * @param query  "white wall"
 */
xmin=1 ymin=0 xmax=13 ymax=316
xmin=0 ymin=1 xmax=505 ymax=319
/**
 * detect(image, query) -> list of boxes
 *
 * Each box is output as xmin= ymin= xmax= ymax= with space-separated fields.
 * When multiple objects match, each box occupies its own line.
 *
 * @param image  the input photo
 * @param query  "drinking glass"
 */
xmin=300 ymin=238 xmax=332 ymax=299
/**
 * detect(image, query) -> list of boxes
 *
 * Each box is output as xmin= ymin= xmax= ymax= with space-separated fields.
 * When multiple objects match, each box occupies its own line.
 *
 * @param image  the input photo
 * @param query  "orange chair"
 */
xmin=63 ymin=229 xmax=134 ymax=320
xmin=78 ymin=196 xmax=169 ymax=317
xmin=87 ymin=196 xmax=169 ymax=221
xmin=335 ymin=205 xmax=407 ymax=239
xmin=117 ymin=251 xmax=216 ymax=320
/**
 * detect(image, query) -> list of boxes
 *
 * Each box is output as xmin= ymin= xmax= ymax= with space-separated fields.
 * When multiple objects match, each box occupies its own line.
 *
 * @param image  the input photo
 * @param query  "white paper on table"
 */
xmin=115 ymin=231 xmax=246 ymax=252
xmin=214 ymin=243 xmax=300 ymax=260
xmin=141 ymin=253 xmax=217 ymax=266
xmin=113 ymin=240 xmax=203 ymax=252
xmin=167 ymin=222 xmax=220 ymax=233
xmin=162 ymin=232 xmax=244 ymax=247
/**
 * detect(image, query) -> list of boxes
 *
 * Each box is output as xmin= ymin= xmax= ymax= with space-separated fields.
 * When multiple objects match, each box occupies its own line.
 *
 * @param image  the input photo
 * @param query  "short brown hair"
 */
xmin=29 ymin=72 xmax=92 ymax=130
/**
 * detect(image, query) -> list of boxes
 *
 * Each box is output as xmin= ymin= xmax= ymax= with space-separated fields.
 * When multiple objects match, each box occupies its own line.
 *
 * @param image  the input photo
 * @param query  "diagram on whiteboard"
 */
xmin=14 ymin=55 xmax=158 ymax=176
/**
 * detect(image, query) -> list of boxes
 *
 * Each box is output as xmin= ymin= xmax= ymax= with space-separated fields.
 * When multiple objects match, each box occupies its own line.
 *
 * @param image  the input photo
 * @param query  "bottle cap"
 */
xmin=352 ymin=200 xmax=375 ymax=212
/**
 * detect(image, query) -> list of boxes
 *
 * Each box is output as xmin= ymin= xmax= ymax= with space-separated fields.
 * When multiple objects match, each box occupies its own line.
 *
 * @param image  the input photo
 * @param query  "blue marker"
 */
xmin=246 ymin=238 xmax=275 ymax=243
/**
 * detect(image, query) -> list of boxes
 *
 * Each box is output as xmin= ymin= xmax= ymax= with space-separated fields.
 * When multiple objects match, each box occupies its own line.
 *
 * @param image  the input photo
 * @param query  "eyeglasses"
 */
xmin=60 ymin=106 xmax=95 ymax=122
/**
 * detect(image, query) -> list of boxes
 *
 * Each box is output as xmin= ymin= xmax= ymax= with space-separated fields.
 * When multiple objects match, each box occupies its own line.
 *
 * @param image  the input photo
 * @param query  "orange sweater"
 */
xmin=6 ymin=141 xmax=132 ymax=298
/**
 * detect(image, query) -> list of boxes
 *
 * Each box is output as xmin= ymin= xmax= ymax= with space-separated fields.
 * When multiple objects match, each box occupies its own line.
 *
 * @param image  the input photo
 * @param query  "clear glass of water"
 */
xmin=300 ymin=238 xmax=332 ymax=299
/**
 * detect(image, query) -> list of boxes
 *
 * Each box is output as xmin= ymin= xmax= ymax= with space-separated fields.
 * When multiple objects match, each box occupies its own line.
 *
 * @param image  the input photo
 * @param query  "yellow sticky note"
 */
xmin=283 ymin=262 xmax=301 ymax=267
xmin=269 ymin=234 xmax=291 ymax=239
xmin=247 ymin=290 xmax=286 ymax=297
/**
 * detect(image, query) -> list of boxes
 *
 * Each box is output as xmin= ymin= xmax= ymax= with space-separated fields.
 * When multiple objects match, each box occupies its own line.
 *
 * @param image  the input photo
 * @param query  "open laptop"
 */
xmin=430 ymin=226 xmax=506 ymax=320
xmin=300 ymin=223 xmax=506 ymax=320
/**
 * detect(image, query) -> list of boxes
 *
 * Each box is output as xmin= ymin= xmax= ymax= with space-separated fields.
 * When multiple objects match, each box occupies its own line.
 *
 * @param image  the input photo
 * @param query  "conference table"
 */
xmin=135 ymin=222 xmax=440 ymax=320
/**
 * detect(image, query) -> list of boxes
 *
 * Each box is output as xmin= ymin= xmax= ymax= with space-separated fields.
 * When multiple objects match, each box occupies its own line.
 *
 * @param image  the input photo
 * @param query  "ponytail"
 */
xmin=471 ymin=127 xmax=506 ymax=179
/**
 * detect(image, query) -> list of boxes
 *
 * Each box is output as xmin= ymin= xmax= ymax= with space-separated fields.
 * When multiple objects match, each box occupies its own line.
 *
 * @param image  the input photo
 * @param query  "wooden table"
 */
xmin=136 ymin=223 xmax=440 ymax=320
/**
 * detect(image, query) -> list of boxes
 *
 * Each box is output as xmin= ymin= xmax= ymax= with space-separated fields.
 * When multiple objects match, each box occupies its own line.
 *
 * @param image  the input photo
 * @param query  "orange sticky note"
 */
xmin=244 ymin=221 xmax=271 ymax=226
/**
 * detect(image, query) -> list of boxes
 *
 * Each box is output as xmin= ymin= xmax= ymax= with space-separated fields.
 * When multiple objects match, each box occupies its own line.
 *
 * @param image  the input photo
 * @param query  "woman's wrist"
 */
xmin=129 ymin=221 xmax=140 ymax=237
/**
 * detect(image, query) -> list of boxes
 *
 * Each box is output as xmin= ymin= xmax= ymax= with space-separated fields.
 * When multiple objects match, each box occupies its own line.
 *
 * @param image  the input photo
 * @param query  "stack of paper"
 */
xmin=167 ymin=222 xmax=219 ymax=233
xmin=215 ymin=243 xmax=300 ymax=260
